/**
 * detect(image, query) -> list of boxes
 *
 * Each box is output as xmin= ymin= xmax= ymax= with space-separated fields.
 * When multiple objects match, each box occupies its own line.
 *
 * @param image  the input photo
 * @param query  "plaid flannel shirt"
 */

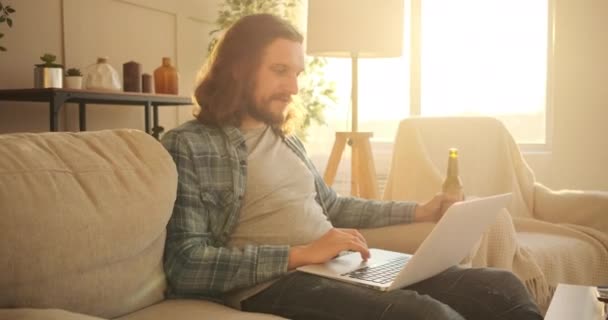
xmin=160 ymin=120 xmax=416 ymax=300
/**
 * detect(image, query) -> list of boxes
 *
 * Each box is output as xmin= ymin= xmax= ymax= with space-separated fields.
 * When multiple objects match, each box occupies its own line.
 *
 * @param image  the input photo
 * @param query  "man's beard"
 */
xmin=247 ymin=93 xmax=290 ymax=126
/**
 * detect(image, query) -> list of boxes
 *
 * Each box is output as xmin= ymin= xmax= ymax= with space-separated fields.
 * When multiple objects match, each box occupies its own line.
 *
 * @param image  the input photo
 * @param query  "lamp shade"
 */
xmin=306 ymin=0 xmax=404 ymax=58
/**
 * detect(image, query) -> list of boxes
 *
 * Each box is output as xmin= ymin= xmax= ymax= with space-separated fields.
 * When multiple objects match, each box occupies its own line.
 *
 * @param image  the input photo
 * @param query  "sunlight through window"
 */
xmin=421 ymin=0 xmax=549 ymax=144
xmin=304 ymin=0 xmax=550 ymax=195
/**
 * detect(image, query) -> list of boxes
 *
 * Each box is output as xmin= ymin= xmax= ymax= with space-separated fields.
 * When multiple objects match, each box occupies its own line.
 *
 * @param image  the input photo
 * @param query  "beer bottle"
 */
xmin=442 ymin=148 xmax=464 ymax=201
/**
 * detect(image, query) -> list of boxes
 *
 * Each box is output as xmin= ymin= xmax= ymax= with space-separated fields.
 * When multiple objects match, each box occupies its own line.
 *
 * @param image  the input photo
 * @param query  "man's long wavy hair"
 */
xmin=193 ymin=14 xmax=304 ymax=135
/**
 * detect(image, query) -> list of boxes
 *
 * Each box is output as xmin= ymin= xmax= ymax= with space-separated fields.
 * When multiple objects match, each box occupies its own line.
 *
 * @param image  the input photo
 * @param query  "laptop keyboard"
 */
xmin=343 ymin=255 xmax=410 ymax=284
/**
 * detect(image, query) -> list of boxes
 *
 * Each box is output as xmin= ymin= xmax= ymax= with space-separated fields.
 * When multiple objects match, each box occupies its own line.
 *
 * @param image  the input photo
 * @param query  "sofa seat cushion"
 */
xmin=0 ymin=130 xmax=177 ymax=318
xmin=0 ymin=308 xmax=105 ymax=320
xmin=115 ymin=299 xmax=287 ymax=320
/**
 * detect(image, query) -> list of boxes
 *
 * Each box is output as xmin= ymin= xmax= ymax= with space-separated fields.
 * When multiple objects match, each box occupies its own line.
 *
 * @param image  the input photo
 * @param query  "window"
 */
xmin=420 ymin=0 xmax=550 ymax=144
xmin=304 ymin=0 xmax=551 ymax=194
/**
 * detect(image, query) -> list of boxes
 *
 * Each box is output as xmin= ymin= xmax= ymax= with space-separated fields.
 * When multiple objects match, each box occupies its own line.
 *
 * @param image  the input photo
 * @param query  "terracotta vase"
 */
xmin=153 ymin=57 xmax=178 ymax=95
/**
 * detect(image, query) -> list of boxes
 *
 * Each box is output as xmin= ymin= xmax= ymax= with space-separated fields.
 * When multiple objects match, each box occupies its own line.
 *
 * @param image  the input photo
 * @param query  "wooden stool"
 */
xmin=323 ymin=131 xmax=378 ymax=199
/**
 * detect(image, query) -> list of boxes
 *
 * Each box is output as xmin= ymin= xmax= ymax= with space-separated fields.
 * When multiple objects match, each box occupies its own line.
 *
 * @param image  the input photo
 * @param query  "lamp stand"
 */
xmin=323 ymin=131 xmax=378 ymax=199
xmin=323 ymin=54 xmax=379 ymax=199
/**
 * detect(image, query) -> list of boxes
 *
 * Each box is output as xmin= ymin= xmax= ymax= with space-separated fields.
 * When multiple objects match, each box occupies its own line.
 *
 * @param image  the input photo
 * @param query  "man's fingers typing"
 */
xmin=347 ymin=240 xmax=370 ymax=261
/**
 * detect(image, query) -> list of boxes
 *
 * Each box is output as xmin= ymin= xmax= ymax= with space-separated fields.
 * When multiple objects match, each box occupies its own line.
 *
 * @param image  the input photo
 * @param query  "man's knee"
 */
xmin=476 ymin=268 xmax=528 ymax=293
xmin=470 ymin=268 xmax=542 ymax=319
xmin=384 ymin=290 xmax=465 ymax=320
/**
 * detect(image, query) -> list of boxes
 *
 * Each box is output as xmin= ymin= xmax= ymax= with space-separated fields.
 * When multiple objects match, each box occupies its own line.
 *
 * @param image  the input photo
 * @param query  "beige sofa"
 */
xmin=0 ymin=129 xmax=285 ymax=319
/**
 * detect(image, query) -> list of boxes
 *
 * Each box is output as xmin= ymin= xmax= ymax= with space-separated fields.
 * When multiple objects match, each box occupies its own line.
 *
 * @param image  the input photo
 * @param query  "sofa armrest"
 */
xmin=533 ymin=183 xmax=608 ymax=234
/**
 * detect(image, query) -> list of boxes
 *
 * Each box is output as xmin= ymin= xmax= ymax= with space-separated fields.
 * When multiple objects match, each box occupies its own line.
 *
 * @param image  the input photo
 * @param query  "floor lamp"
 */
xmin=306 ymin=0 xmax=404 ymax=199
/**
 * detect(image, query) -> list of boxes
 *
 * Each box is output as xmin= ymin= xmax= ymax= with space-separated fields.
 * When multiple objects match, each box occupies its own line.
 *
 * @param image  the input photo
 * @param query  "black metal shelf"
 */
xmin=0 ymin=88 xmax=192 ymax=139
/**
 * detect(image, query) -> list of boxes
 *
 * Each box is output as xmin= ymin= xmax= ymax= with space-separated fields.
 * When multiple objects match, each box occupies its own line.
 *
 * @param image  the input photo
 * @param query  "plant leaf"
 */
xmin=7 ymin=18 xmax=12 ymax=27
xmin=0 ymin=33 xmax=3 ymax=38
xmin=0 ymin=46 xmax=6 ymax=51
xmin=0 ymin=16 xmax=5 ymax=23
xmin=7 ymin=6 xmax=15 ymax=13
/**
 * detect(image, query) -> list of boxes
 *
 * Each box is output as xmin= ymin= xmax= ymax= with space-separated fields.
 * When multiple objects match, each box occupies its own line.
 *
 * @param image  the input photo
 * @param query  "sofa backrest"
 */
xmin=0 ymin=129 xmax=177 ymax=318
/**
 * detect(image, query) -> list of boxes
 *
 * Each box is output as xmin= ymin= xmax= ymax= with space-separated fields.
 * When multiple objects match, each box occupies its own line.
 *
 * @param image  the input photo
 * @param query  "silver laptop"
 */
xmin=297 ymin=193 xmax=511 ymax=291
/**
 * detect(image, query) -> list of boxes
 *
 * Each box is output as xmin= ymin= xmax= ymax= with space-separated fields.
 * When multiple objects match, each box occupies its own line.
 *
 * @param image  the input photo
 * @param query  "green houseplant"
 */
xmin=0 ymin=1 xmax=16 ymax=52
xmin=36 ymin=53 xmax=63 ymax=68
xmin=66 ymin=67 xmax=82 ymax=77
xmin=209 ymin=0 xmax=337 ymax=140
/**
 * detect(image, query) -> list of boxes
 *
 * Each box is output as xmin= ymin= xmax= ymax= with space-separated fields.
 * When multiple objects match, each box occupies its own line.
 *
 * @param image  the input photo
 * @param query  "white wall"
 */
xmin=0 ymin=0 xmax=63 ymax=133
xmin=0 ymin=0 xmax=219 ymax=134
xmin=544 ymin=0 xmax=608 ymax=190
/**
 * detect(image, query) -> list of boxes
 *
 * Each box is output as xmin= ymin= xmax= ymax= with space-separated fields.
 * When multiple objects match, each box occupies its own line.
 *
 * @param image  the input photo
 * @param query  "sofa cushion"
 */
xmin=0 ymin=308 xmax=105 ymax=320
xmin=0 ymin=130 xmax=177 ymax=319
xmin=115 ymin=299 xmax=287 ymax=320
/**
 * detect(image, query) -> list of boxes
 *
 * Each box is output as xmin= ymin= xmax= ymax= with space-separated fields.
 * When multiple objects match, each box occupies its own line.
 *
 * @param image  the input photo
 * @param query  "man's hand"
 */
xmin=414 ymin=193 xmax=461 ymax=222
xmin=288 ymin=228 xmax=370 ymax=270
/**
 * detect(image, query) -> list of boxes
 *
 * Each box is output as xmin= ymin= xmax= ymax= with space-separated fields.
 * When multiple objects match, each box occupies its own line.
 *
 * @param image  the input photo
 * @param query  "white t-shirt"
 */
xmin=229 ymin=125 xmax=333 ymax=248
xmin=225 ymin=126 xmax=333 ymax=307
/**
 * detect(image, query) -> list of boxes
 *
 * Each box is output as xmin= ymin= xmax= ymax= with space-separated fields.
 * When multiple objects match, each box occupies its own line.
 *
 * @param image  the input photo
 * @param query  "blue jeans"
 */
xmin=242 ymin=266 xmax=542 ymax=320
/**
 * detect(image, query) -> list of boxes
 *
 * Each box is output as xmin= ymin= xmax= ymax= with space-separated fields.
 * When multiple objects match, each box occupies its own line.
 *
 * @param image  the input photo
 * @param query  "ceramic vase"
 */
xmin=84 ymin=57 xmax=122 ymax=91
xmin=142 ymin=73 xmax=153 ymax=93
xmin=123 ymin=61 xmax=142 ymax=92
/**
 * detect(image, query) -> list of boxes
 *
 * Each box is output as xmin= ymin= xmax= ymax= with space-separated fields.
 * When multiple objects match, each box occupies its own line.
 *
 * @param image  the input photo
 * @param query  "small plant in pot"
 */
xmin=64 ymin=67 xmax=83 ymax=89
xmin=34 ymin=53 xmax=64 ymax=88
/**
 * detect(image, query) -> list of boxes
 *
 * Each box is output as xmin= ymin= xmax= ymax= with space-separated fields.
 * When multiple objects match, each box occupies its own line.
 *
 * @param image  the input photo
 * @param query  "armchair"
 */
xmin=381 ymin=116 xmax=608 ymax=312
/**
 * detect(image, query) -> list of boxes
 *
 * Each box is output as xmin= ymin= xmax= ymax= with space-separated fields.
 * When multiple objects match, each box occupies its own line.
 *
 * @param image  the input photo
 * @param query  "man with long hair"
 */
xmin=161 ymin=13 xmax=542 ymax=320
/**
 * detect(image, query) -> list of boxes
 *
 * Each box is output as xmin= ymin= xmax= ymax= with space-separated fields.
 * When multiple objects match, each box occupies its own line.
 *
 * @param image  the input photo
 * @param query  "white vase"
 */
xmin=84 ymin=57 xmax=122 ymax=91
xmin=64 ymin=76 xmax=83 ymax=89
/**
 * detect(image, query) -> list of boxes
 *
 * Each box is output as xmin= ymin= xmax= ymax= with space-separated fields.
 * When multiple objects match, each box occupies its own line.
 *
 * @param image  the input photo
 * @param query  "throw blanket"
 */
xmin=383 ymin=117 xmax=608 ymax=310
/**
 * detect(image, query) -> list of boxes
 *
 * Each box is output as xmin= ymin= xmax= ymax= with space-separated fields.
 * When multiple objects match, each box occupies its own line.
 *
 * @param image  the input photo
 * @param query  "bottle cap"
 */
xmin=449 ymin=148 xmax=459 ymax=158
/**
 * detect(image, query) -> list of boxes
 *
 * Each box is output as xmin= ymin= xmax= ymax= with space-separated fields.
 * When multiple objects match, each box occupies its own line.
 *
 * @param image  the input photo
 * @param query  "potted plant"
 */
xmin=34 ymin=53 xmax=64 ymax=88
xmin=64 ymin=67 xmax=83 ymax=89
